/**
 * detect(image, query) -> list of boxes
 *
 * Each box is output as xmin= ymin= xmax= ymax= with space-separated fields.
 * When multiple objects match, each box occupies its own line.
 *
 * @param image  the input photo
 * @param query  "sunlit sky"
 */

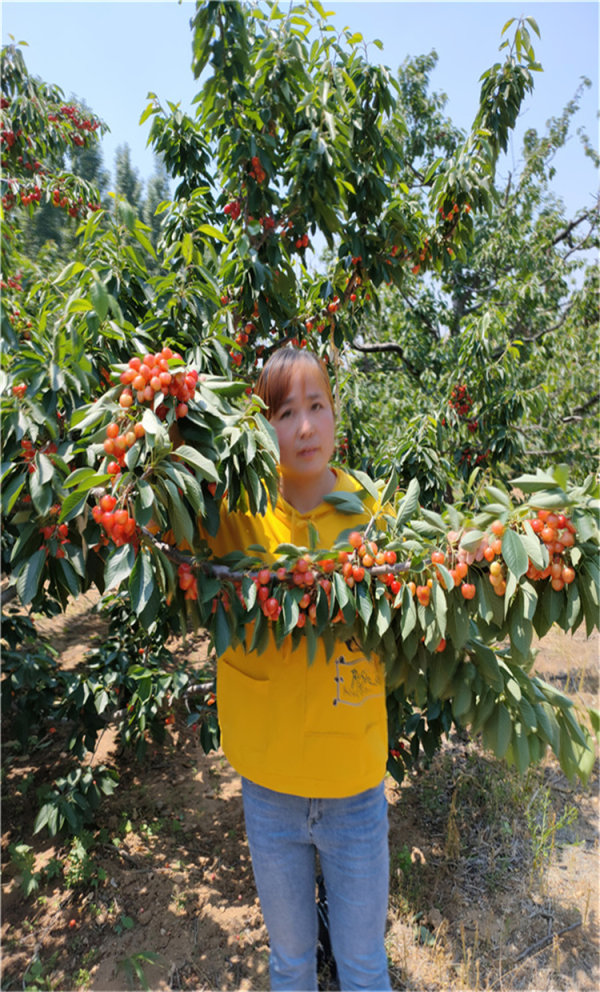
xmin=2 ymin=1 xmax=598 ymax=215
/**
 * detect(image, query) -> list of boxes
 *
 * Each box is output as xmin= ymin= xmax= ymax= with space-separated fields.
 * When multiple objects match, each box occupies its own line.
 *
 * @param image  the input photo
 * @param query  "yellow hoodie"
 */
xmin=203 ymin=468 xmax=388 ymax=798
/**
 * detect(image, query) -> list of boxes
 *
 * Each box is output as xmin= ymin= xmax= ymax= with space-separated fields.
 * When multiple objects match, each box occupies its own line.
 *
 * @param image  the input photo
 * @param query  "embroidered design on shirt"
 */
xmin=333 ymin=655 xmax=384 ymax=707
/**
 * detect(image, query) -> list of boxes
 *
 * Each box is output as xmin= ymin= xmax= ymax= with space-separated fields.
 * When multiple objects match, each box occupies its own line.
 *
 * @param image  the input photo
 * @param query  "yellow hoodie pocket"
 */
xmin=217 ymin=658 xmax=271 ymax=757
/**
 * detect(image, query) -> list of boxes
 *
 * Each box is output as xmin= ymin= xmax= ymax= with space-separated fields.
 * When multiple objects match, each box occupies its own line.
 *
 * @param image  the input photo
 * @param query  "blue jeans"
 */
xmin=241 ymin=777 xmax=391 ymax=991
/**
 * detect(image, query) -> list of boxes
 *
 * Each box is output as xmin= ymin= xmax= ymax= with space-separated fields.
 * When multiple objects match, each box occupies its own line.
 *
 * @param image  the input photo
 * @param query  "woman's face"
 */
xmin=269 ymin=362 xmax=335 ymax=487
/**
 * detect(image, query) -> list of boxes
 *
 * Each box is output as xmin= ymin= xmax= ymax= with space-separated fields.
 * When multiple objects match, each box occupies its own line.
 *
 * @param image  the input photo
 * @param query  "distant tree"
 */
xmin=334 ymin=55 xmax=599 ymax=505
xmin=113 ymin=143 xmax=143 ymax=212
xmin=68 ymin=106 xmax=110 ymax=194
xmin=16 ymin=93 xmax=110 ymax=258
xmin=142 ymin=158 xmax=171 ymax=248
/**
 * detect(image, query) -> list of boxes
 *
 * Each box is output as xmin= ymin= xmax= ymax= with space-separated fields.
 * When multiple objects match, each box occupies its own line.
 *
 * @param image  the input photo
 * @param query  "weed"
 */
xmin=140 ymin=817 xmax=164 ymax=839
xmin=16 ymin=771 xmax=35 ymax=795
xmin=114 ymin=913 xmax=135 ymax=935
xmin=8 ymin=842 xmax=40 ymax=897
xmin=22 ymin=951 xmax=59 ymax=991
xmin=63 ymin=831 xmax=107 ymax=889
xmin=394 ymin=844 xmax=413 ymax=879
xmin=71 ymin=967 xmax=91 ymax=990
xmin=116 ymin=951 xmax=165 ymax=990
xmin=42 ymin=857 xmax=63 ymax=884
xmin=525 ymin=785 xmax=578 ymax=881
xmin=119 ymin=813 xmax=134 ymax=834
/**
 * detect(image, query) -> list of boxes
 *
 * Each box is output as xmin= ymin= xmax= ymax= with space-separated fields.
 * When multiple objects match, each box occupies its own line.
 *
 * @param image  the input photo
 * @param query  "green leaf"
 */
xmin=356 ymin=583 xmax=373 ymax=626
xmin=525 ymin=490 xmax=569 ymax=509
xmin=59 ymin=490 xmax=90 ymax=523
xmin=519 ymin=697 xmax=538 ymax=733
xmin=54 ymin=260 xmax=86 ymax=285
xmin=213 ymin=601 xmax=232 ymax=656
xmin=90 ymin=279 xmax=109 ymax=321
xmin=484 ymin=485 xmax=512 ymax=508
xmin=452 ymin=678 xmax=473 ymax=720
xmin=420 ymin=508 xmax=446 ymax=533
xmin=16 ymin=548 xmax=46 ymax=605
xmin=482 ymin=702 xmax=512 ymax=759
xmin=67 ymin=298 xmax=94 ymax=314
xmin=105 ymin=544 xmax=136 ymax=591
xmin=64 ymin=467 xmax=104 ymax=490
xmin=511 ymin=472 xmax=562 ymax=491
xmin=323 ymin=491 xmax=367 ymax=514
xmin=332 ymin=570 xmax=349 ymax=610
xmin=129 ymin=552 xmax=155 ymax=616
xmin=519 ymin=580 xmax=538 ymax=621
xmin=29 ymin=468 xmax=53 ymax=517
xmin=521 ymin=521 xmax=547 ymax=569
xmin=509 ymin=610 xmax=532 ymax=659
xmin=460 ymin=529 xmax=485 ymax=552
xmin=281 ymin=592 xmax=300 ymax=636
xmin=400 ymin=584 xmax=417 ymax=638
xmin=348 ymin=468 xmax=380 ymax=503
xmin=395 ymin=478 xmax=420 ymax=527
xmin=471 ymin=640 xmax=503 ymax=692
xmin=431 ymin=580 xmax=447 ymax=638
xmin=512 ymin=723 xmax=530 ymax=775
xmin=197 ymin=223 xmax=229 ymax=244
xmin=182 ymin=231 xmax=194 ymax=263
xmin=446 ymin=599 xmax=469 ymax=649
xmin=55 ymin=557 xmax=81 ymax=598
xmin=142 ymin=407 xmax=170 ymax=438
xmin=501 ymin=528 xmax=529 ymax=579
xmin=535 ymin=700 xmax=560 ymax=749
xmin=374 ymin=594 xmax=392 ymax=637
xmin=379 ymin=468 xmax=398 ymax=508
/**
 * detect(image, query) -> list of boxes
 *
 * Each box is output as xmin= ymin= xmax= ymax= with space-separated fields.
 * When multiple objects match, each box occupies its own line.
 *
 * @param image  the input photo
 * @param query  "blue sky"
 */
xmin=2 ymin=1 xmax=598 ymax=215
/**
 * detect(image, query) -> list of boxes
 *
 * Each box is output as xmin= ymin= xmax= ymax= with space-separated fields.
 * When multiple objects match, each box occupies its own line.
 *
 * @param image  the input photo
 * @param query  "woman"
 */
xmin=203 ymin=347 xmax=392 ymax=991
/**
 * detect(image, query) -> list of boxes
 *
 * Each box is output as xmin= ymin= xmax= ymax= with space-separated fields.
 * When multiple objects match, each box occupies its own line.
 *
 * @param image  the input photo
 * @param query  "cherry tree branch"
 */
xmin=141 ymin=527 xmax=410 ymax=580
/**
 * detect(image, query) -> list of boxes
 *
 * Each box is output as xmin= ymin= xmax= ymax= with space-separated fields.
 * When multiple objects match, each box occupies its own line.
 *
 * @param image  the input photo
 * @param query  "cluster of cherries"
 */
xmin=51 ymin=187 xmax=101 ymax=218
xmin=1 ymin=273 xmax=22 ymax=292
xmin=438 ymin=201 xmax=471 ymax=223
xmin=20 ymin=186 xmax=42 ymax=207
xmin=47 ymin=103 xmax=101 ymax=141
xmin=15 ymin=154 xmax=43 ymax=173
xmin=7 ymin=306 xmax=33 ymax=338
xmin=117 ymin=347 xmax=198 ymax=420
xmin=223 ymin=199 xmax=241 ymax=220
xmin=449 ymin=384 xmax=473 ymax=418
xmin=91 ymin=493 xmax=137 ymax=547
xmin=248 ymin=155 xmax=267 ymax=183
xmin=178 ymin=562 xmax=199 ymax=601
xmin=432 ymin=527 xmax=503 ymax=601
xmin=2 ymin=184 xmax=19 ymax=212
xmin=0 ymin=125 xmax=23 ymax=149
xmin=20 ymin=438 xmax=58 ymax=472
xmin=250 ymin=533 xmax=401 ymax=628
xmin=524 ymin=509 xmax=577 ymax=591
xmin=102 ymin=420 xmax=145 ymax=476
xmin=40 ymin=520 xmax=69 ymax=558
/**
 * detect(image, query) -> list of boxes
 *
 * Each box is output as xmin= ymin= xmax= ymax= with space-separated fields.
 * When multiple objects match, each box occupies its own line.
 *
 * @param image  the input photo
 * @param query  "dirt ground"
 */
xmin=1 ymin=593 xmax=598 ymax=992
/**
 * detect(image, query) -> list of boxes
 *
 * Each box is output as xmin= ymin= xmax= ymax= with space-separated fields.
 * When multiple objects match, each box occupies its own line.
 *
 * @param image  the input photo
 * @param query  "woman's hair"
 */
xmin=254 ymin=348 xmax=334 ymax=420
